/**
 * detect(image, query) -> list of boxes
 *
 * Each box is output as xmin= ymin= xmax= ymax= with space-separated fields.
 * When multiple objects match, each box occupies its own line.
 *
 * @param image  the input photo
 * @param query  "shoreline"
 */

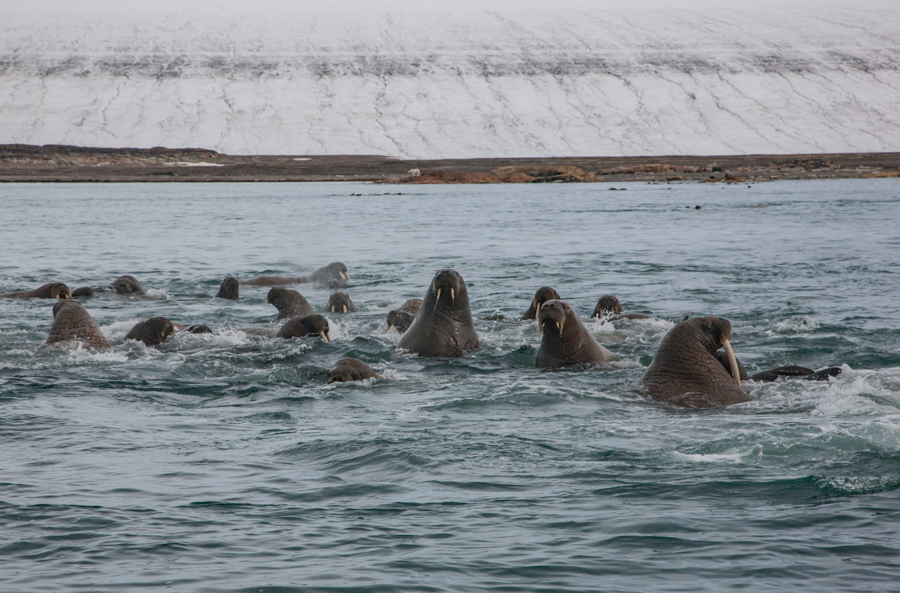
xmin=1 ymin=144 xmax=899 ymax=183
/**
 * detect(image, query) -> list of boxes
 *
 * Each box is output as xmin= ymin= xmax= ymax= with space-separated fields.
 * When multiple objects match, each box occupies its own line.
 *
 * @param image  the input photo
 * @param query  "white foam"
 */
xmin=671 ymin=446 xmax=761 ymax=464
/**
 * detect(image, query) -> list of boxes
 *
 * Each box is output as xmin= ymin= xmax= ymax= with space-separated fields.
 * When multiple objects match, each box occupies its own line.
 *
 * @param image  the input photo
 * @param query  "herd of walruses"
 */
xmin=2 ymin=262 xmax=841 ymax=407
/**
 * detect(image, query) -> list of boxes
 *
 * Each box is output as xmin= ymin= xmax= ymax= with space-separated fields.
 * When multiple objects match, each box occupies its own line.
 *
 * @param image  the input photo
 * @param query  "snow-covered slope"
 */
xmin=2 ymin=0 xmax=899 ymax=157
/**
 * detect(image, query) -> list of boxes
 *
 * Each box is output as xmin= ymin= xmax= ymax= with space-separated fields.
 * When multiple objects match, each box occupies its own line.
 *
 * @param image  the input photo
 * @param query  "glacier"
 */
xmin=2 ymin=0 xmax=899 ymax=158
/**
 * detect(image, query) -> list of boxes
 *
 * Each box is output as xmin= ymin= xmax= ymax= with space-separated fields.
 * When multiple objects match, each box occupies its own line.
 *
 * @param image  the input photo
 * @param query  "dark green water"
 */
xmin=1 ymin=180 xmax=899 ymax=592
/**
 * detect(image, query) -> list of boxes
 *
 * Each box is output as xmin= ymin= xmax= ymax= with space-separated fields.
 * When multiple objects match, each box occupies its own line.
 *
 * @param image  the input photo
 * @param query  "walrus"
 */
xmin=535 ymin=299 xmax=612 ymax=369
xmin=327 ymin=358 xmax=381 ymax=384
xmin=3 ymin=282 xmax=70 ymax=299
xmin=591 ymin=295 xmax=654 ymax=321
xmin=267 ymin=287 xmax=314 ymax=319
xmin=326 ymin=292 xmax=356 ymax=313
xmin=398 ymin=269 xmax=479 ymax=357
xmin=46 ymin=300 xmax=109 ymax=349
xmin=216 ymin=277 xmax=239 ymax=299
xmin=186 ymin=324 xmax=213 ymax=334
xmin=384 ymin=299 xmax=422 ymax=334
xmin=521 ymin=287 xmax=561 ymax=321
xmin=124 ymin=317 xmax=176 ymax=346
xmin=72 ymin=287 xmax=94 ymax=297
xmin=641 ymin=316 xmax=747 ymax=408
xmin=276 ymin=315 xmax=332 ymax=341
xmin=241 ymin=262 xmax=350 ymax=286
xmin=714 ymin=351 xmax=841 ymax=382
xmin=112 ymin=275 xmax=144 ymax=294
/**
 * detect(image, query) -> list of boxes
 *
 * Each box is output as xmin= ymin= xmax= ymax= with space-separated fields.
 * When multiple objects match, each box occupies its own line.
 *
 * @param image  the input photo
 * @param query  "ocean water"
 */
xmin=1 ymin=179 xmax=899 ymax=592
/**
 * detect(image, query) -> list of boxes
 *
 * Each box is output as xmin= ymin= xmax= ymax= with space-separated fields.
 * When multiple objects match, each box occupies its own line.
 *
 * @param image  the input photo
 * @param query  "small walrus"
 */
xmin=124 ymin=317 xmax=176 ymax=346
xmin=398 ymin=269 xmax=479 ymax=357
xmin=591 ymin=295 xmax=654 ymax=321
xmin=46 ymin=300 xmax=110 ymax=349
xmin=521 ymin=287 xmax=561 ymax=320
xmin=641 ymin=316 xmax=747 ymax=408
xmin=326 ymin=292 xmax=356 ymax=313
xmin=241 ymin=262 xmax=350 ymax=287
xmin=72 ymin=287 xmax=94 ymax=297
xmin=536 ymin=299 xmax=612 ymax=369
xmin=327 ymin=358 xmax=381 ymax=384
xmin=112 ymin=275 xmax=144 ymax=294
xmin=276 ymin=315 xmax=332 ymax=341
xmin=3 ymin=282 xmax=71 ymax=299
xmin=384 ymin=299 xmax=423 ymax=334
xmin=268 ymin=287 xmax=314 ymax=319
xmin=216 ymin=277 xmax=239 ymax=299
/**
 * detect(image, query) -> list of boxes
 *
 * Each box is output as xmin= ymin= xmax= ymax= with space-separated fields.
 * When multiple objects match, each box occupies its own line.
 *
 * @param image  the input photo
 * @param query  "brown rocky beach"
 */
xmin=1 ymin=144 xmax=899 ymax=184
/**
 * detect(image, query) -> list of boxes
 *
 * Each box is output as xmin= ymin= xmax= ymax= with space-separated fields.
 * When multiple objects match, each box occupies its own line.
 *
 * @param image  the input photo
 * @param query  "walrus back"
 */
xmin=46 ymin=301 xmax=110 ymax=349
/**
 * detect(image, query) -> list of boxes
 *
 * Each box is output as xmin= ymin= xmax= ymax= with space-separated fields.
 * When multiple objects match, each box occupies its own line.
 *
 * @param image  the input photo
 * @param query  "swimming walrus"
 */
xmin=535 ymin=299 xmax=612 ymax=369
xmin=327 ymin=358 xmax=381 ymax=384
xmin=641 ymin=316 xmax=748 ymax=408
xmin=216 ymin=277 xmax=239 ymax=299
xmin=46 ymin=300 xmax=110 ymax=349
xmin=72 ymin=287 xmax=94 ymax=297
xmin=384 ymin=299 xmax=422 ymax=334
xmin=112 ymin=275 xmax=144 ymax=294
xmin=591 ymin=295 xmax=654 ymax=321
xmin=326 ymin=292 xmax=356 ymax=313
xmin=267 ymin=287 xmax=314 ymax=319
xmin=3 ymin=282 xmax=71 ymax=299
xmin=398 ymin=269 xmax=479 ymax=357
xmin=521 ymin=287 xmax=561 ymax=321
xmin=276 ymin=315 xmax=332 ymax=341
xmin=713 ymin=351 xmax=841 ymax=383
xmin=124 ymin=317 xmax=176 ymax=346
xmin=241 ymin=262 xmax=350 ymax=287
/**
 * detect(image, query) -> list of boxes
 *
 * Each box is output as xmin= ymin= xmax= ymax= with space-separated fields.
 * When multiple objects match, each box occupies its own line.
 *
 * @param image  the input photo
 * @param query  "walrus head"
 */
xmin=47 ymin=283 xmax=71 ymax=299
xmin=311 ymin=262 xmax=350 ymax=283
xmin=537 ymin=299 xmax=574 ymax=339
xmin=667 ymin=317 xmax=741 ymax=388
xmin=427 ymin=269 xmax=471 ymax=315
xmin=384 ymin=309 xmax=415 ymax=334
xmin=216 ymin=277 xmax=239 ymax=299
xmin=125 ymin=317 xmax=175 ymax=346
xmin=327 ymin=358 xmax=379 ymax=384
xmin=112 ymin=275 xmax=144 ymax=294
xmin=521 ymin=286 xmax=561 ymax=320
xmin=276 ymin=314 xmax=331 ymax=341
xmin=592 ymin=295 xmax=623 ymax=318
xmin=327 ymin=292 xmax=355 ymax=313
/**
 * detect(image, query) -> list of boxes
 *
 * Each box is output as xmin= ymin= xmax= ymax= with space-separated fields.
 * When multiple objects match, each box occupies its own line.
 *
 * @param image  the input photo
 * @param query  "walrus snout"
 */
xmin=592 ymin=295 xmax=623 ymax=318
xmin=431 ymin=270 xmax=462 ymax=307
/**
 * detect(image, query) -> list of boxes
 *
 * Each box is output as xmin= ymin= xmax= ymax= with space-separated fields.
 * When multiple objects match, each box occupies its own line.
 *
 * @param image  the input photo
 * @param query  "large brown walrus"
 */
xmin=216 ymin=277 xmax=239 ymax=299
xmin=112 ymin=275 xmax=144 ymax=294
xmin=521 ymin=287 xmax=561 ymax=321
xmin=241 ymin=262 xmax=350 ymax=287
xmin=267 ymin=287 xmax=314 ymax=319
xmin=384 ymin=299 xmax=423 ymax=334
xmin=326 ymin=292 xmax=356 ymax=313
xmin=3 ymin=283 xmax=71 ymax=299
xmin=535 ymin=299 xmax=612 ymax=369
xmin=124 ymin=317 xmax=176 ymax=346
xmin=46 ymin=300 xmax=110 ymax=349
xmin=641 ymin=316 xmax=747 ymax=408
xmin=398 ymin=269 xmax=479 ymax=357
xmin=327 ymin=358 xmax=381 ymax=384
xmin=276 ymin=315 xmax=332 ymax=341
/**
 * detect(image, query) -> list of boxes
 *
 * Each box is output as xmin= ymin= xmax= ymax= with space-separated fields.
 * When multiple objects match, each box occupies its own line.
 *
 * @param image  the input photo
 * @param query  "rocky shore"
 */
xmin=1 ymin=144 xmax=898 ymax=183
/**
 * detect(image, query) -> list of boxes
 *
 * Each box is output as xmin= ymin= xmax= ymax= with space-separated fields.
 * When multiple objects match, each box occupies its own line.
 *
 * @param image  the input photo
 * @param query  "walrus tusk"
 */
xmin=558 ymin=315 xmax=565 ymax=336
xmin=342 ymin=304 xmax=347 ymax=313
xmin=722 ymin=338 xmax=741 ymax=386
xmin=383 ymin=324 xmax=393 ymax=334
xmin=330 ymin=306 xmax=335 ymax=312
xmin=341 ymin=272 xmax=350 ymax=280
xmin=538 ymin=320 xmax=544 ymax=336
xmin=318 ymin=330 xmax=330 ymax=342
xmin=531 ymin=299 xmax=538 ymax=319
